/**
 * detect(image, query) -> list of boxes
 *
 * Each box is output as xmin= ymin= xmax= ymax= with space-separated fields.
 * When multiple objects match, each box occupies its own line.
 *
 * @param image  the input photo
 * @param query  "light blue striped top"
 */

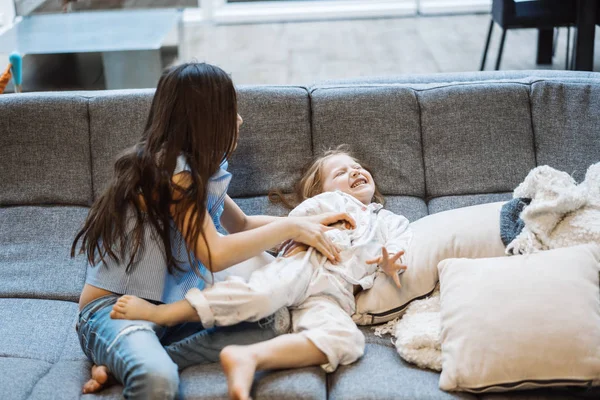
xmin=85 ymin=155 xmax=232 ymax=303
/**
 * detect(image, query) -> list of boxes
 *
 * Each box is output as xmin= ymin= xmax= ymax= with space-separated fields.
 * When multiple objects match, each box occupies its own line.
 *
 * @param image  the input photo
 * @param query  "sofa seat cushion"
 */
xmin=0 ymin=358 xmax=124 ymax=400
xmin=180 ymin=364 xmax=326 ymax=400
xmin=28 ymin=360 xmax=104 ymax=400
xmin=328 ymin=338 xmax=475 ymax=400
xmin=384 ymin=196 xmax=428 ymax=223
xmin=0 ymin=298 xmax=83 ymax=363
xmin=0 ymin=206 xmax=89 ymax=301
xmin=428 ymin=193 xmax=512 ymax=214
xmin=0 ymin=358 xmax=54 ymax=400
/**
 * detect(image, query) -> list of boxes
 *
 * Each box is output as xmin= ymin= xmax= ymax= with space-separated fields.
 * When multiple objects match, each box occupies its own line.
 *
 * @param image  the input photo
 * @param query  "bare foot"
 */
xmin=82 ymin=364 xmax=114 ymax=394
xmin=110 ymin=295 xmax=161 ymax=323
xmin=220 ymin=346 xmax=258 ymax=400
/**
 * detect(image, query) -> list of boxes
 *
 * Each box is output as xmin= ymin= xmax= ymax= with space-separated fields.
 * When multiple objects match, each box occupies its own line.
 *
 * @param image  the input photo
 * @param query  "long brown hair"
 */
xmin=71 ymin=63 xmax=238 ymax=275
xmin=270 ymin=145 xmax=385 ymax=209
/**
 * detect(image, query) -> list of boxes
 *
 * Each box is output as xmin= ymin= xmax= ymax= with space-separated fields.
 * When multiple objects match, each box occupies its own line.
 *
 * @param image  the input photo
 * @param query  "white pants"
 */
xmin=186 ymin=249 xmax=365 ymax=372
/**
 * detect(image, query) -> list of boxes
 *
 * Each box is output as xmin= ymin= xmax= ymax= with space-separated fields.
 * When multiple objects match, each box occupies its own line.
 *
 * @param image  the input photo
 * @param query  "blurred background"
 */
xmin=0 ymin=0 xmax=598 ymax=92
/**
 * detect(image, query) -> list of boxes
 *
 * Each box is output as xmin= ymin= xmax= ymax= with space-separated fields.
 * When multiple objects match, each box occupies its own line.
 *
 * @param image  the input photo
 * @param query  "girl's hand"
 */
xmin=366 ymin=248 xmax=408 ymax=289
xmin=304 ymin=212 xmax=356 ymax=230
xmin=279 ymin=240 xmax=309 ymax=258
xmin=288 ymin=216 xmax=345 ymax=263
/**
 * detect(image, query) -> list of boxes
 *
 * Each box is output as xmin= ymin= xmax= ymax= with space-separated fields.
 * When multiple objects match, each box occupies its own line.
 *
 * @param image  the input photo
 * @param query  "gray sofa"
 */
xmin=1 ymin=70 xmax=599 ymax=400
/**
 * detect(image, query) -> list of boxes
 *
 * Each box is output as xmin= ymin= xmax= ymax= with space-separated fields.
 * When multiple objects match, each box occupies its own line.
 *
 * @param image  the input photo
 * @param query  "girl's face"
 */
xmin=321 ymin=154 xmax=375 ymax=205
xmin=232 ymin=114 xmax=243 ymax=151
xmin=237 ymin=114 xmax=243 ymax=132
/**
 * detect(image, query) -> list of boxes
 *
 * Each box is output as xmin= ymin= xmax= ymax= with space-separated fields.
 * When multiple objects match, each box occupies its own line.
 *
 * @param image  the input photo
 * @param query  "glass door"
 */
xmin=17 ymin=0 xmax=198 ymax=15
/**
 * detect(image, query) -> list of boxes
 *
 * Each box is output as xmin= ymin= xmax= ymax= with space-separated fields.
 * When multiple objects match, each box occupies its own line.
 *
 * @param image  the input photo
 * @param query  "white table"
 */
xmin=0 ymin=9 xmax=182 ymax=89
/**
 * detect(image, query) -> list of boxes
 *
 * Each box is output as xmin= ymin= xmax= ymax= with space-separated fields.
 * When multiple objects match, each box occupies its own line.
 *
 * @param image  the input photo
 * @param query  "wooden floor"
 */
xmin=9 ymin=12 xmax=600 ymax=91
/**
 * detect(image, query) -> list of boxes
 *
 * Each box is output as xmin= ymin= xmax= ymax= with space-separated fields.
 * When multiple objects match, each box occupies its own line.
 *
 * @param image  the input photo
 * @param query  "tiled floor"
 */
xmin=179 ymin=14 xmax=600 ymax=85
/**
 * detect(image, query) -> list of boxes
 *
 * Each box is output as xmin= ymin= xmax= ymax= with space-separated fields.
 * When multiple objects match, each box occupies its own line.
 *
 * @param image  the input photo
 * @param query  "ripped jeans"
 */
xmin=76 ymin=294 xmax=287 ymax=400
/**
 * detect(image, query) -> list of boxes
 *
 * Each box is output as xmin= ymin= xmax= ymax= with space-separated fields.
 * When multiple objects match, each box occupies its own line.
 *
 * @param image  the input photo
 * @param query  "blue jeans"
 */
xmin=76 ymin=294 xmax=284 ymax=400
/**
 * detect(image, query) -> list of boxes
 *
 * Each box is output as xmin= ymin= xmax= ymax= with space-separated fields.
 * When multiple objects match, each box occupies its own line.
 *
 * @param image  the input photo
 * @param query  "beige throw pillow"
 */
xmin=353 ymin=201 xmax=506 ymax=325
xmin=438 ymin=244 xmax=600 ymax=393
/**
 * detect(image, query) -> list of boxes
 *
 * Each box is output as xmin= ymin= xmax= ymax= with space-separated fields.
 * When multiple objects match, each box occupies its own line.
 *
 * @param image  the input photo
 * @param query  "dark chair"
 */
xmin=481 ymin=0 xmax=577 ymax=70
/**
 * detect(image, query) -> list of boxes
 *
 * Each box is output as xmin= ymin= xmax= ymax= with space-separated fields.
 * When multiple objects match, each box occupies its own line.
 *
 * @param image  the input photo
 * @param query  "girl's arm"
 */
xmin=171 ymin=174 xmax=349 ymax=272
xmin=220 ymin=195 xmax=283 ymax=234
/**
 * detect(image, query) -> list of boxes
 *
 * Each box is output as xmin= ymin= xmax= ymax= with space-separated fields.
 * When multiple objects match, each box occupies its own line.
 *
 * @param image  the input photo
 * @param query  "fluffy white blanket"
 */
xmin=506 ymin=162 xmax=600 ymax=255
xmin=374 ymin=290 xmax=442 ymax=371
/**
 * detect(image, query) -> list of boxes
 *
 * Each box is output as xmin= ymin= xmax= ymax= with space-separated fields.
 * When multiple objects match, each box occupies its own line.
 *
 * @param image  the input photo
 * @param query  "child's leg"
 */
xmin=111 ymin=296 xmax=198 ymax=327
xmin=291 ymin=296 xmax=365 ymax=372
xmin=112 ymin=250 xmax=315 ymax=328
xmin=163 ymin=308 xmax=290 ymax=370
xmin=220 ymin=333 xmax=327 ymax=400
xmin=218 ymin=296 xmax=365 ymax=400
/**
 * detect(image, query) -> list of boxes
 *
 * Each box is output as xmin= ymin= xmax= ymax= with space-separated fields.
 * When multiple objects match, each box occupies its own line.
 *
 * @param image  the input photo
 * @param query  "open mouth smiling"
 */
xmin=351 ymin=178 xmax=367 ymax=188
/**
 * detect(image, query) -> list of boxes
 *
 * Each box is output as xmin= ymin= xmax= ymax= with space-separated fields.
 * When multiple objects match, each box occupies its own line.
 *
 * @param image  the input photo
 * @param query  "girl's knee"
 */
xmin=128 ymin=360 xmax=179 ymax=400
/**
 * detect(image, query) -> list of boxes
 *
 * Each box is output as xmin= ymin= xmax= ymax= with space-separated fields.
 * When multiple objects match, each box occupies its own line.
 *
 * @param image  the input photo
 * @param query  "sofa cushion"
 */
xmin=228 ymin=86 xmax=312 ymax=198
xmin=531 ymin=81 xmax=600 ymax=183
xmin=354 ymin=201 xmax=506 ymax=325
xmin=438 ymin=245 xmax=600 ymax=393
xmin=428 ymin=193 xmax=512 ymax=214
xmin=88 ymin=90 xmax=154 ymax=198
xmin=384 ymin=196 xmax=428 ymax=223
xmin=179 ymin=363 xmax=326 ymax=400
xmin=0 ymin=93 xmax=92 ymax=206
xmin=0 ymin=358 xmax=122 ymax=400
xmin=0 ymin=206 xmax=88 ymax=301
xmin=252 ymin=368 xmax=326 ymax=400
xmin=0 ymin=298 xmax=82 ymax=363
xmin=310 ymin=86 xmax=425 ymax=197
xmin=419 ymin=83 xmax=536 ymax=197
xmin=328 ymin=341 xmax=475 ymax=400
xmin=28 ymin=360 xmax=100 ymax=400
xmin=480 ymin=388 xmax=600 ymax=400
xmin=88 ymin=87 xmax=312 ymax=199
xmin=234 ymin=196 xmax=291 ymax=218
xmin=0 ymin=358 xmax=53 ymax=400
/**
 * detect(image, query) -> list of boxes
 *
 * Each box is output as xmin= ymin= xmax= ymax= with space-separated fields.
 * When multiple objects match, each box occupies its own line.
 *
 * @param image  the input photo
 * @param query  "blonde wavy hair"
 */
xmin=270 ymin=145 xmax=385 ymax=209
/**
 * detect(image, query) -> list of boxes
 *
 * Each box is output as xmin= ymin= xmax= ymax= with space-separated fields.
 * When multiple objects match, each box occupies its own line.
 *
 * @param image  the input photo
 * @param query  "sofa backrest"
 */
xmin=1 ymin=72 xmax=599 ymax=302
xmin=311 ymin=76 xmax=600 ymax=196
xmin=0 ymin=93 xmax=92 ymax=206
xmin=2 ymin=74 xmax=598 ymax=207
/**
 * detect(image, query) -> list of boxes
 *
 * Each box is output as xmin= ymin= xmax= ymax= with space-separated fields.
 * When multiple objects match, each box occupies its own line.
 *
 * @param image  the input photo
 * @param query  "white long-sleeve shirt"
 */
xmin=288 ymin=191 xmax=412 ymax=289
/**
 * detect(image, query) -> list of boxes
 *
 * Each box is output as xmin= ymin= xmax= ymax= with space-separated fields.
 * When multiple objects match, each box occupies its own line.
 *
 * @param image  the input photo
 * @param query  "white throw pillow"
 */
xmin=353 ymin=201 xmax=506 ymax=325
xmin=438 ymin=244 xmax=600 ymax=393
